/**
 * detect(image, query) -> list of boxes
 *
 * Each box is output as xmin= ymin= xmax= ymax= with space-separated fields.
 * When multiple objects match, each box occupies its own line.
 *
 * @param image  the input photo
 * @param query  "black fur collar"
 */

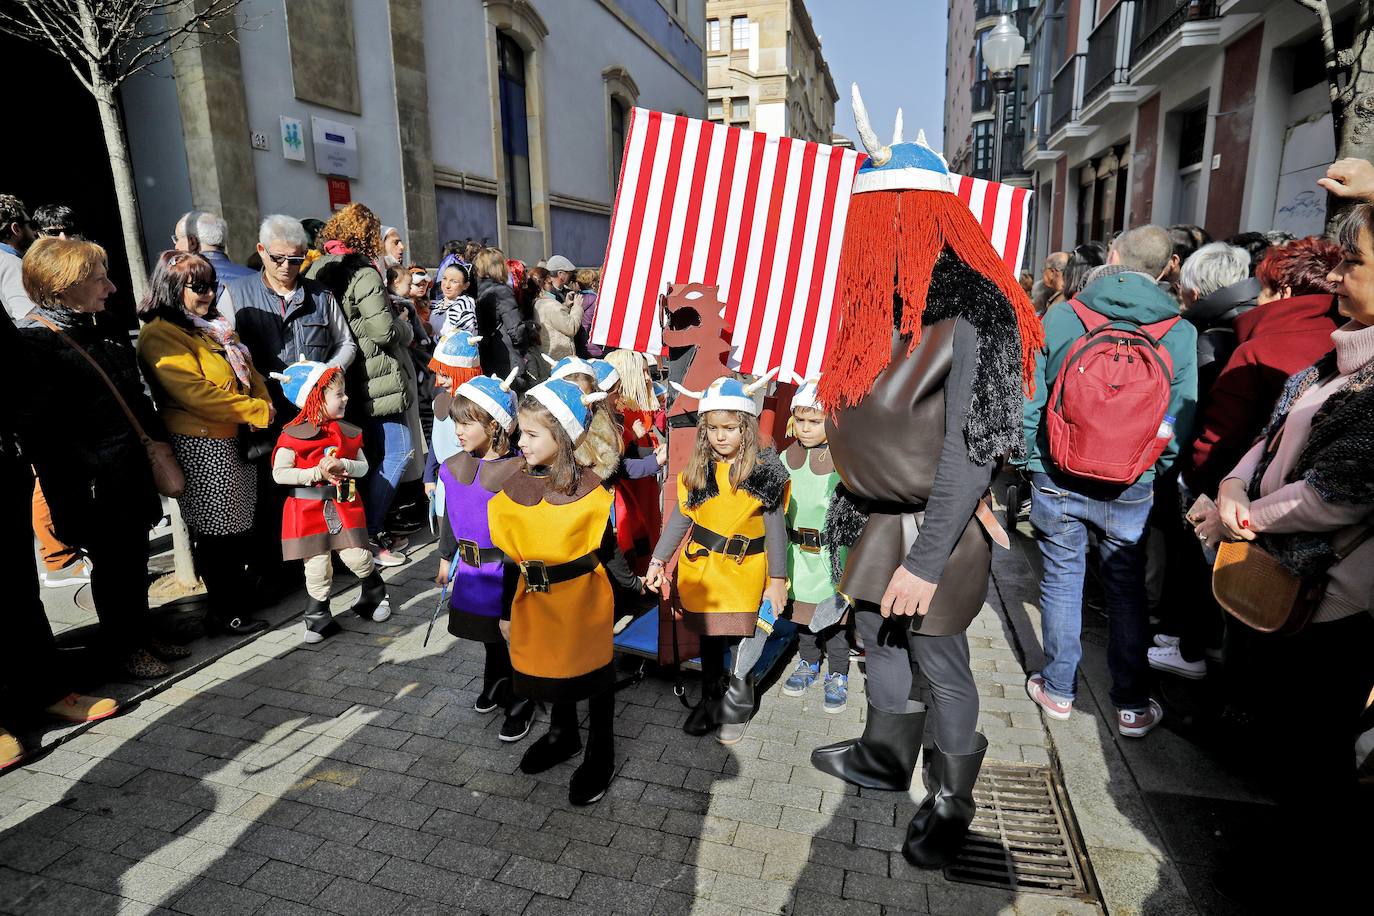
xmin=684 ymin=448 xmax=788 ymax=511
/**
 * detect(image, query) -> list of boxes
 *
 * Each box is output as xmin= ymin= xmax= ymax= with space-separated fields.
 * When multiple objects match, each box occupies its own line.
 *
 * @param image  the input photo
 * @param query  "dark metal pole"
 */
xmin=992 ymin=86 xmax=1007 ymax=183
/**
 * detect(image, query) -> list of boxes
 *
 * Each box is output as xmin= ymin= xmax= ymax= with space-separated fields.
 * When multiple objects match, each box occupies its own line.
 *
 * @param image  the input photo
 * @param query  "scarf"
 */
xmin=1249 ymin=322 xmax=1374 ymax=577
xmin=184 ymin=308 xmax=254 ymax=389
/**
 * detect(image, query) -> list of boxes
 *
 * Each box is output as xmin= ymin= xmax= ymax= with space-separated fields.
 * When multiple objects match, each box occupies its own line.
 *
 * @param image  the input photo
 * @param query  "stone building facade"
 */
xmin=944 ymin=0 xmax=1037 ymax=185
xmin=704 ymin=0 xmax=837 ymax=143
xmin=120 ymin=0 xmax=707 ymax=270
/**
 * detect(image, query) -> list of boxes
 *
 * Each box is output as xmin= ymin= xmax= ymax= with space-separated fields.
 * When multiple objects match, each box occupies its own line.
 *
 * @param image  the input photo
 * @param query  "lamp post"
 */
xmin=982 ymin=13 xmax=1026 ymax=183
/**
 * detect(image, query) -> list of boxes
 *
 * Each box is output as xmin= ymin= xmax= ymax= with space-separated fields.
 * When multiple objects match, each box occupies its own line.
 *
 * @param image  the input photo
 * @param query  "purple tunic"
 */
xmin=439 ymin=453 xmax=518 ymax=642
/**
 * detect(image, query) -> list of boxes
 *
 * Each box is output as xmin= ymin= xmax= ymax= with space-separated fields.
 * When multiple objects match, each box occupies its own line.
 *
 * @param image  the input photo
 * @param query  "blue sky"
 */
xmin=808 ymin=1 xmax=948 ymax=153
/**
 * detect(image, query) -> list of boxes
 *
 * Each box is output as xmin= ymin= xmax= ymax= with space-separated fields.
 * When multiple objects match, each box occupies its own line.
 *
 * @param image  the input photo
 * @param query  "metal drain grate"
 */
xmin=942 ymin=763 xmax=1097 ymax=900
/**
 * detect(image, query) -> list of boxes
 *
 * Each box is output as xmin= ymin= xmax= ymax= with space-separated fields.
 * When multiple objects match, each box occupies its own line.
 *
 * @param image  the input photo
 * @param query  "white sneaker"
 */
xmin=1147 ymin=644 xmax=1206 ymax=680
xmin=370 ymin=599 xmax=392 ymax=623
xmin=302 ymin=629 xmax=324 ymax=644
xmin=1152 ymin=633 xmax=1181 ymax=649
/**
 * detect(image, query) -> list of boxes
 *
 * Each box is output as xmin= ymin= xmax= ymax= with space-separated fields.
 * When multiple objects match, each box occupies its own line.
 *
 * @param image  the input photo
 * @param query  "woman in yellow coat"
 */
xmin=488 ymin=378 xmax=645 ymax=806
xmin=645 ymin=374 xmax=790 ymax=745
xmin=137 ymin=251 xmax=273 ymax=639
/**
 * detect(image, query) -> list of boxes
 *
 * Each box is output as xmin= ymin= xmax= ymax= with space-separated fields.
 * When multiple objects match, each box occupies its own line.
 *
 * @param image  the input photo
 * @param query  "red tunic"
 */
xmin=614 ymin=407 xmax=663 ymax=573
xmin=275 ymin=419 xmax=369 ymax=560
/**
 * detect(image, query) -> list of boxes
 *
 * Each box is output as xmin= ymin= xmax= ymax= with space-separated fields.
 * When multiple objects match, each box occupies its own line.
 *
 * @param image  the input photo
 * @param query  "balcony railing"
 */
xmin=972 ymin=131 xmax=1030 ymax=182
xmin=1050 ymin=54 xmax=1084 ymax=135
xmin=971 ymin=79 xmax=994 ymax=113
xmin=1024 ymin=91 xmax=1052 ymax=153
xmin=975 ymin=0 xmax=1004 ymax=20
xmin=1083 ymin=0 xmax=1135 ymax=108
xmin=1131 ymin=0 xmax=1219 ymax=66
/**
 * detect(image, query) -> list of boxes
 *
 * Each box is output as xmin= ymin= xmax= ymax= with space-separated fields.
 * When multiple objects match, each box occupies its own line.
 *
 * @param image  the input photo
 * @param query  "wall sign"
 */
xmin=327 ymin=177 xmax=352 ymax=212
xmin=311 ymin=116 xmax=359 ymax=179
xmin=280 ymin=116 xmax=305 ymax=161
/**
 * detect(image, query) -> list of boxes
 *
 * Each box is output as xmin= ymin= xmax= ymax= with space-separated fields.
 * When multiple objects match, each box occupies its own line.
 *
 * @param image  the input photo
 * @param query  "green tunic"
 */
xmin=784 ymin=442 xmax=842 ymax=624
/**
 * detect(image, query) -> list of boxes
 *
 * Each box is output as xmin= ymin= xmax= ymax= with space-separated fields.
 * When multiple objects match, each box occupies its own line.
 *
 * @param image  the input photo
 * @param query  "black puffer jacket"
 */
xmin=17 ymin=307 xmax=163 ymax=542
xmin=475 ymin=278 xmax=530 ymax=391
xmin=1187 ymin=276 xmax=1259 ymax=399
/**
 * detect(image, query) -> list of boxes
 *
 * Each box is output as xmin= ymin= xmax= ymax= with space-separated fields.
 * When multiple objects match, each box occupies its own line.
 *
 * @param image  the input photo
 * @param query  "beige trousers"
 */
xmin=304 ymin=547 xmax=374 ymax=601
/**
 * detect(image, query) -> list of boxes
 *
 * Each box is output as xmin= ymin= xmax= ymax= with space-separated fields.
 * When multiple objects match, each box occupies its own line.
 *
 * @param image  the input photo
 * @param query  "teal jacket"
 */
xmin=1021 ymin=272 xmax=1198 ymax=483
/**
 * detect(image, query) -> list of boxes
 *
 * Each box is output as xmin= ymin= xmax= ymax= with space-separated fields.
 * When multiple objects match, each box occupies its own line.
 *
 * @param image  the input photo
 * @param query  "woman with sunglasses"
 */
xmin=137 ymin=251 xmax=275 ymax=638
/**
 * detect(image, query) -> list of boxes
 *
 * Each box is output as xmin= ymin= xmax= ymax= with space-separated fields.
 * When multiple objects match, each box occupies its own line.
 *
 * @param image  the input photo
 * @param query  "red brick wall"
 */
xmin=1204 ymin=23 xmax=1265 ymax=238
xmin=1052 ymin=156 xmax=1069 ymax=248
xmin=1097 ymin=0 xmax=1120 ymax=25
xmin=1064 ymin=0 xmax=1082 ymax=67
xmin=1130 ymin=94 xmax=1161 ymax=226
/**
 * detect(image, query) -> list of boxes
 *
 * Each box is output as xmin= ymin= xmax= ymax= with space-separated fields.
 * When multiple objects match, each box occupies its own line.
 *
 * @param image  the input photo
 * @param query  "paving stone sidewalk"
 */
xmin=2 ymin=536 xmax=1104 ymax=916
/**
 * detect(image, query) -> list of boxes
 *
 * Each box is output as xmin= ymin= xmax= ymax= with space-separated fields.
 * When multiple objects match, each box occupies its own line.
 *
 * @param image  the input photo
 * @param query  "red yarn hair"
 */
xmin=818 ymin=189 xmax=1044 ymax=411
xmin=428 ymin=359 xmax=481 ymax=394
xmin=290 ymin=366 xmax=343 ymax=427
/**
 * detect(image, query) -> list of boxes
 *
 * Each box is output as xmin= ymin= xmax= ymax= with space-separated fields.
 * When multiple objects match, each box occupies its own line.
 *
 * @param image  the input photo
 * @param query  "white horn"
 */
xmin=892 ymin=108 xmax=904 ymax=145
xmin=670 ymin=381 xmax=705 ymax=400
xmin=851 ymin=84 xmax=891 ymax=166
xmin=582 ymin=391 xmax=608 ymax=406
xmin=269 ymin=371 xmax=290 ymax=383
xmin=467 ymin=335 xmax=483 ymax=345
xmin=542 ymin=353 xmax=557 ymax=367
xmin=500 ymin=366 xmax=520 ymax=391
xmin=744 ymin=366 xmax=779 ymax=395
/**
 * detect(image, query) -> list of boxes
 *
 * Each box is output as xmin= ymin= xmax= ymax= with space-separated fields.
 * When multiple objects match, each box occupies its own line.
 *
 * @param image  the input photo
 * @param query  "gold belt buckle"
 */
xmin=724 ymin=535 xmax=751 ymax=564
xmin=521 ymin=560 xmax=550 ymax=593
xmin=798 ymin=527 xmax=822 ymax=554
xmin=457 ymin=539 xmax=482 ymax=567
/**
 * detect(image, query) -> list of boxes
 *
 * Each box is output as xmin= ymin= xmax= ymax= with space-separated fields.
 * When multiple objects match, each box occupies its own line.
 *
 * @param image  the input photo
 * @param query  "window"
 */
xmin=707 ymin=19 xmax=720 ymax=52
xmin=497 ymin=32 xmax=533 ymax=226
xmin=731 ymin=16 xmax=749 ymax=50
xmin=1178 ymin=104 xmax=1208 ymax=169
xmin=731 ymin=98 xmax=748 ymax=120
xmin=708 ymin=99 xmax=724 ymax=121
xmin=973 ymin=122 xmax=994 ymax=177
xmin=610 ymin=96 xmax=628 ymax=190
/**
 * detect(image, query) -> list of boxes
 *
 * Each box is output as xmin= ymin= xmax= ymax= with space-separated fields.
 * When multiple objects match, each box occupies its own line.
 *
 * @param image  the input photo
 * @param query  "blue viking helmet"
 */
xmin=850 ymin=83 xmax=952 ymax=196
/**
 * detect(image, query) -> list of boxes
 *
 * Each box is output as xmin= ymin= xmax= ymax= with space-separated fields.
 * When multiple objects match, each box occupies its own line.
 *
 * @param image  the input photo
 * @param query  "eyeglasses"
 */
xmin=267 ymin=253 xmax=307 ymax=267
xmin=187 ymin=281 xmax=215 ymax=295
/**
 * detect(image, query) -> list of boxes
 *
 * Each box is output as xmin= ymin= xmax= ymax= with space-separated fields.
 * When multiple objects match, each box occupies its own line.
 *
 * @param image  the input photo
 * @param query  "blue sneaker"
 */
xmin=781 ymin=660 xmax=820 ymax=697
xmin=823 ymin=673 xmax=848 ymax=713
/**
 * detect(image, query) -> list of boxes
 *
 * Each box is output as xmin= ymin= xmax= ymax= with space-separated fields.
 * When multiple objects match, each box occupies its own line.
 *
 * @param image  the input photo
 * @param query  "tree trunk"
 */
xmin=91 ymin=79 xmax=150 ymax=306
xmin=1327 ymin=1 xmax=1374 ymax=226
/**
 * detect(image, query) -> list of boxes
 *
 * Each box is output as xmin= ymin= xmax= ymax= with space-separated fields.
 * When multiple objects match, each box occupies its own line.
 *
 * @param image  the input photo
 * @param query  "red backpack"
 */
xmin=1046 ymin=300 xmax=1181 ymax=484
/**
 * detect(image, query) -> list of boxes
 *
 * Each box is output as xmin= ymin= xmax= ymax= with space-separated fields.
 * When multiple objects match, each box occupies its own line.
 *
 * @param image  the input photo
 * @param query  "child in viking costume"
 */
xmin=810 ymin=88 xmax=1044 ymax=869
xmin=593 ymin=354 xmax=665 ymax=577
xmin=423 ymin=333 xmax=483 ymax=506
xmin=270 ymin=360 xmax=393 ymax=643
xmin=778 ymin=378 xmax=849 ymax=712
xmin=541 ymin=354 xmax=623 ymax=481
xmin=433 ymin=368 xmax=534 ymax=742
xmin=488 ymin=379 xmax=646 ymax=805
xmin=644 ymin=374 xmax=790 ymax=745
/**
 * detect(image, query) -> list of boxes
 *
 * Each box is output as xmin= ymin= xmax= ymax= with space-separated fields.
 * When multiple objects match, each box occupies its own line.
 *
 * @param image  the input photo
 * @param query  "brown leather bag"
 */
xmin=1213 ymin=527 xmax=1374 ymax=635
xmin=32 ymin=314 xmax=186 ymax=498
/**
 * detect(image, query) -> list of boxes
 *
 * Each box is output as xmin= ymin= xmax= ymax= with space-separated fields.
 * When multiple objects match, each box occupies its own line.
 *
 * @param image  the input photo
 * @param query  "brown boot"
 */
xmin=0 ymin=728 xmax=23 ymax=771
xmin=44 ymin=693 xmax=119 ymax=724
xmin=122 ymin=649 xmax=171 ymax=679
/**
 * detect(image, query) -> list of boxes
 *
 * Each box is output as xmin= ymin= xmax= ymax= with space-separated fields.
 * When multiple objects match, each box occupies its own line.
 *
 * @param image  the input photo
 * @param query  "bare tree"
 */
xmin=1295 ymin=0 xmax=1374 ymax=219
xmin=0 ymin=0 xmax=245 ymax=304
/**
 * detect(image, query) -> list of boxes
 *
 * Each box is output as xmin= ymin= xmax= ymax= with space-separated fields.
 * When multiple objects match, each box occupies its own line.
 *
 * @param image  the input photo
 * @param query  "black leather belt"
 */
xmin=291 ymin=487 xmax=336 ymax=501
xmin=690 ymin=524 xmax=766 ymax=564
xmin=787 ymin=527 xmax=824 ymax=553
xmin=860 ymin=497 xmax=927 ymax=515
xmin=517 ymin=551 xmax=600 ymax=593
xmin=456 ymin=539 xmax=505 ymax=567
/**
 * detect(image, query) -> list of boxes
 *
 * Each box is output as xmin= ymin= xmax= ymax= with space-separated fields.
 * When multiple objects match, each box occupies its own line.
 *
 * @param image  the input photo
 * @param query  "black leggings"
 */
xmin=549 ymin=689 xmax=614 ymax=752
xmin=483 ymin=641 xmax=513 ymax=693
xmin=855 ymin=610 xmax=979 ymax=754
xmin=193 ymin=531 xmax=254 ymax=621
xmin=798 ymin=621 xmax=850 ymax=676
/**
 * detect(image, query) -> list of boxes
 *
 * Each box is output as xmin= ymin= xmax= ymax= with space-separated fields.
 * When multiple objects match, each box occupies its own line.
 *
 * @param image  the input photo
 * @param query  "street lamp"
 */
xmin=982 ymin=13 xmax=1026 ymax=182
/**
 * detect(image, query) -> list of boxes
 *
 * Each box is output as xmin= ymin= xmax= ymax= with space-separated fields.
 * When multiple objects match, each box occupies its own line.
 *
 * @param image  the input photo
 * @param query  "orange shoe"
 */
xmin=0 ymin=728 xmax=23 ymax=770
xmin=44 ymin=693 xmax=119 ymax=724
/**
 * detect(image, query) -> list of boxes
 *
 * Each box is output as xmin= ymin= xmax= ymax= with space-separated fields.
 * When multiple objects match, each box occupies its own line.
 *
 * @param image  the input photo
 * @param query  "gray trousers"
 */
xmin=855 ymin=609 xmax=979 ymax=754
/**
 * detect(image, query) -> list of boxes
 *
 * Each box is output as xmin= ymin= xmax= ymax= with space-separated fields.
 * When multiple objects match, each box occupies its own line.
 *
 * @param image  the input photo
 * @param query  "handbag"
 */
xmin=32 ymin=314 xmax=186 ymax=498
xmin=237 ymin=426 xmax=274 ymax=462
xmin=1213 ymin=526 xmax=1374 ymax=634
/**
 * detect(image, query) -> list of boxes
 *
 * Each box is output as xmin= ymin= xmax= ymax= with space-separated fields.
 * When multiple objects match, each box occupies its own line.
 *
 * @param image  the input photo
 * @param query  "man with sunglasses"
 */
xmin=0 ymin=194 xmax=37 ymax=322
xmin=219 ymin=214 xmax=355 ymax=418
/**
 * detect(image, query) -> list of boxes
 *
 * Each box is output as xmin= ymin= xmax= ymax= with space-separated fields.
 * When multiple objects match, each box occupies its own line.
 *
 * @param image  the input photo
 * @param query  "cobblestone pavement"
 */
xmin=1 ymin=539 xmax=1104 ymax=916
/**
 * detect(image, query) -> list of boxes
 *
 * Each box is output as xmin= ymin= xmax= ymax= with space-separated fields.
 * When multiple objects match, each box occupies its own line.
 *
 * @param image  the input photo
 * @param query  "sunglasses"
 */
xmin=187 ymin=281 xmax=215 ymax=295
xmin=267 ymin=253 xmax=307 ymax=266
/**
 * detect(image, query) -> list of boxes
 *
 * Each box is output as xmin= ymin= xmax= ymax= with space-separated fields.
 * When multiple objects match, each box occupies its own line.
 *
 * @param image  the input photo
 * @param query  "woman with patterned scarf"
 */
xmin=138 ymin=250 xmax=275 ymax=639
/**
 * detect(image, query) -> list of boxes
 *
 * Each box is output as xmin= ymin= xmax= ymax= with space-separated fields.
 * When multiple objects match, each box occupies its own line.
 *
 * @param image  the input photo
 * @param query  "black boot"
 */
xmin=902 ymin=734 xmax=988 ymax=869
xmin=519 ymin=702 xmax=581 ymax=773
xmin=715 ymin=675 xmax=756 ymax=745
xmin=499 ymin=696 xmax=536 ymax=742
xmin=570 ymin=693 xmax=615 ymax=805
xmin=475 ymin=677 xmax=508 ymax=714
xmin=811 ymin=703 xmax=927 ymax=790
xmin=301 ymin=597 xmax=339 ymax=644
xmin=683 ymin=675 xmax=726 ymax=736
xmin=349 ymin=572 xmax=391 ymax=622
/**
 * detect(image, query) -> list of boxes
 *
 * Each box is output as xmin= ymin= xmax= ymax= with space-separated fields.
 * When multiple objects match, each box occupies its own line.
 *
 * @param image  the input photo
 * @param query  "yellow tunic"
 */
xmin=676 ymin=461 xmax=776 ymax=636
xmin=488 ymin=473 xmax=616 ymax=701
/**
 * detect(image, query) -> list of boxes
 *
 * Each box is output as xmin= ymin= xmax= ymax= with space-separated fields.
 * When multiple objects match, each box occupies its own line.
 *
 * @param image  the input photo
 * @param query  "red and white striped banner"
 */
xmin=953 ymin=174 xmax=1033 ymax=276
xmin=594 ymin=108 xmax=1032 ymax=381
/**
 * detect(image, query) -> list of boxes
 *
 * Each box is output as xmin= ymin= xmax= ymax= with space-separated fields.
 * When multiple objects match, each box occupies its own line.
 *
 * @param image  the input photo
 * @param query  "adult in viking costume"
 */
xmin=811 ymin=87 xmax=1043 ymax=869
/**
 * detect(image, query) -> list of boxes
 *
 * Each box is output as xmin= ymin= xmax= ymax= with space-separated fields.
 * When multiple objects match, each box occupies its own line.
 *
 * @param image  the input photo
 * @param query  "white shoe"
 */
xmin=370 ymin=599 xmax=392 ymax=622
xmin=1152 ymin=633 xmax=1181 ymax=649
xmin=1147 ymin=644 xmax=1206 ymax=680
xmin=302 ymin=628 xmax=325 ymax=644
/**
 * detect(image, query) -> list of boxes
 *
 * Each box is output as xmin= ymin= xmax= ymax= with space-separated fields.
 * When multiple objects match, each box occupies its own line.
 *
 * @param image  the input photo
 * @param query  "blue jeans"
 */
xmin=1030 ymin=471 xmax=1153 ymax=712
xmin=363 ymin=414 xmax=414 ymax=538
